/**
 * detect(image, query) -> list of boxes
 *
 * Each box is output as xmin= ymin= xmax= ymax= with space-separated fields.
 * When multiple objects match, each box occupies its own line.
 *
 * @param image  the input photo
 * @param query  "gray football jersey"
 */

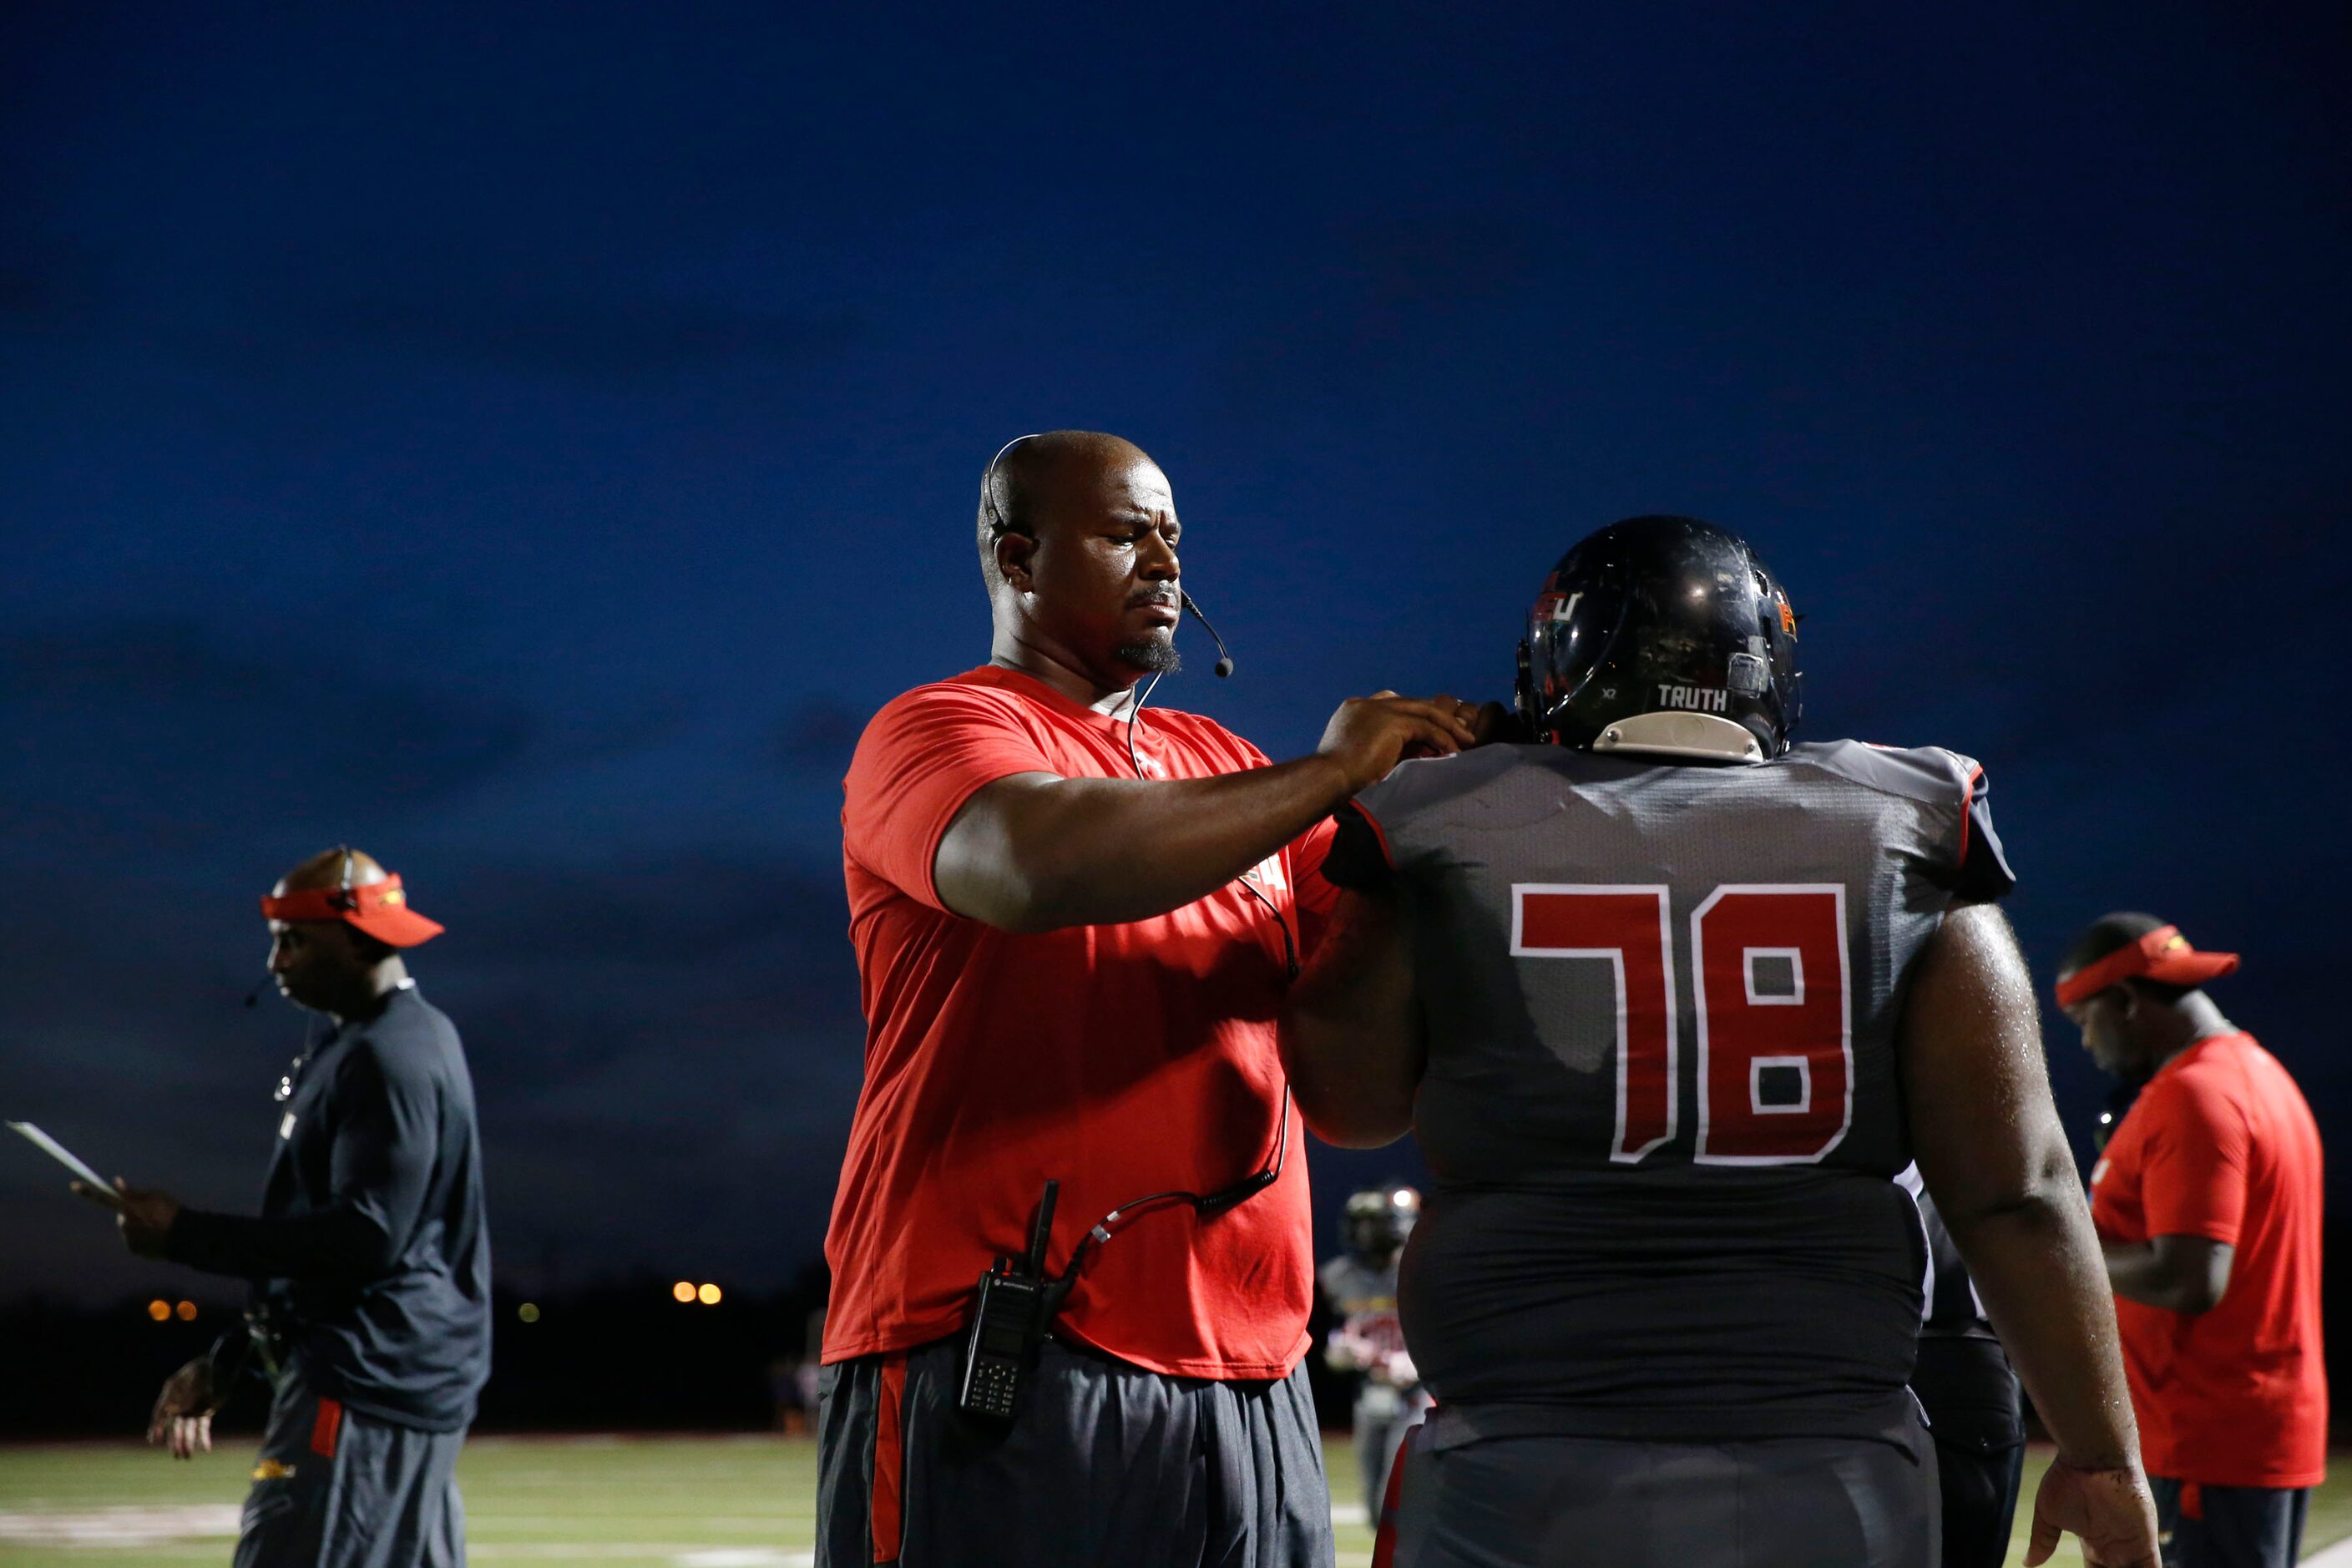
xmin=1324 ymin=738 xmax=2012 ymax=1444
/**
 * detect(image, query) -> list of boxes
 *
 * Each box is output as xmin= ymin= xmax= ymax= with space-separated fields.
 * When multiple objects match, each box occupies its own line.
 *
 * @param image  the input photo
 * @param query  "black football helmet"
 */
xmin=1514 ymin=515 xmax=1802 ymax=761
xmin=1343 ymin=1186 xmax=1420 ymax=1266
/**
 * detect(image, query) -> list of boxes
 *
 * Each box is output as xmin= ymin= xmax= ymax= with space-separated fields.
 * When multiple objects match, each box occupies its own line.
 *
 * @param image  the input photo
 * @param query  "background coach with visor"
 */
xmin=89 ymin=846 xmax=490 ymax=1568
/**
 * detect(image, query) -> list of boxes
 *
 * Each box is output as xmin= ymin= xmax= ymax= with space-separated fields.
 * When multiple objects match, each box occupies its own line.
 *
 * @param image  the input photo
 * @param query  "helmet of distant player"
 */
xmin=1514 ymin=515 xmax=1802 ymax=763
xmin=1344 ymin=1186 xmax=1420 ymax=1267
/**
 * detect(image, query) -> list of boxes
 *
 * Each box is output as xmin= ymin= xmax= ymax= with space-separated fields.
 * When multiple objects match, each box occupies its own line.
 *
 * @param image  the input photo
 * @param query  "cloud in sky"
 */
xmin=322 ymin=293 xmax=862 ymax=382
xmin=0 ymin=621 xmax=534 ymax=860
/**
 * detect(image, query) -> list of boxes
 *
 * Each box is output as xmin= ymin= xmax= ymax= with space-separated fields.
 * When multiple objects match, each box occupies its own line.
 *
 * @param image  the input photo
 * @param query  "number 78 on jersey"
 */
xmin=1511 ymin=883 xmax=1852 ymax=1166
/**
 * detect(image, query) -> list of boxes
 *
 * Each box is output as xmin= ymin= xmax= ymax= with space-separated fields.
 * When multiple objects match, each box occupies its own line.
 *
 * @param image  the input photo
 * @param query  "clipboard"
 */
xmin=6 ymin=1121 xmax=128 ymax=1212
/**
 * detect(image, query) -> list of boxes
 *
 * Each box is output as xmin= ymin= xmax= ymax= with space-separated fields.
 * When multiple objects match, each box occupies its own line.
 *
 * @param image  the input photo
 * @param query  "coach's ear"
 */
xmin=995 ymin=529 xmax=1038 ymax=594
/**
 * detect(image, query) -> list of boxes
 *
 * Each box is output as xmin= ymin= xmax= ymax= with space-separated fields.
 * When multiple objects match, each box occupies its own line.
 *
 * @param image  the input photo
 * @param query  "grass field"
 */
xmin=3 ymin=1434 xmax=2349 ymax=1565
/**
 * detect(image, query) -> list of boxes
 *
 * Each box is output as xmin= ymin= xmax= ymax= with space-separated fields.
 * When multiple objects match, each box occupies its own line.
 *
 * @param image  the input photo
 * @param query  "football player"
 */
xmin=1283 ymin=516 xmax=2160 ymax=1568
xmin=1322 ymin=1186 xmax=1430 ymax=1516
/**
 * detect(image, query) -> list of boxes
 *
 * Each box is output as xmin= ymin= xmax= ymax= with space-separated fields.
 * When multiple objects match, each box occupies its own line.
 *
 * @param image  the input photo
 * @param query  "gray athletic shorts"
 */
xmin=817 ymin=1334 xmax=1333 ymax=1568
xmin=2151 ymin=1476 xmax=2309 ymax=1568
xmin=235 ymin=1370 xmax=467 ymax=1568
xmin=1387 ymin=1408 xmax=1940 ymax=1568
xmin=1353 ymin=1383 xmax=1432 ymax=1526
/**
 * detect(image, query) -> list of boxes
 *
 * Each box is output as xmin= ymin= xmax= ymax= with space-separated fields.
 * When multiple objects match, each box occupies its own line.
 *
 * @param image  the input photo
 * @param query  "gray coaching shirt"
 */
xmin=167 ymin=984 xmax=492 ymax=1432
xmin=1323 ymin=739 xmax=2012 ymax=1446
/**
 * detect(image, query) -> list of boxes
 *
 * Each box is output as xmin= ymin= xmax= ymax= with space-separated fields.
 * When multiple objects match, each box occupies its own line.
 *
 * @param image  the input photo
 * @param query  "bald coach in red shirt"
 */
xmin=2061 ymin=913 xmax=2325 ymax=1568
xmin=815 ymin=430 xmax=1480 ymax=1568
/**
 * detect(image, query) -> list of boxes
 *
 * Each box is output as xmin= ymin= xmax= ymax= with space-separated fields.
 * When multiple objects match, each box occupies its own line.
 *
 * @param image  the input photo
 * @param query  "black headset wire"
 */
xmin=1042 ymin=1083 xmax=1292 ymax=1307
xmin=1014 ymin=590 xmax=1297 ymax=1301
xmin=1120 ymin=666 xmax=1297 ymax=978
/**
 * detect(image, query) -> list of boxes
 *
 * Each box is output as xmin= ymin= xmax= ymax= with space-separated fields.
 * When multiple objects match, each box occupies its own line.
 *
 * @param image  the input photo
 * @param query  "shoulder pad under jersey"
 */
xmin=1787 ymin=741 xmax=2016 ymax=900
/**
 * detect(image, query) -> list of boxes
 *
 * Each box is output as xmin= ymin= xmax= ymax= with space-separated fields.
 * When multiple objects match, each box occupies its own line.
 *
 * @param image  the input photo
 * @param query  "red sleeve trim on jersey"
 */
xmin=1956 ymin=764 xmax=1983 ymax=869
xmin=1352 ymin=800 xmax=1397 ymax=869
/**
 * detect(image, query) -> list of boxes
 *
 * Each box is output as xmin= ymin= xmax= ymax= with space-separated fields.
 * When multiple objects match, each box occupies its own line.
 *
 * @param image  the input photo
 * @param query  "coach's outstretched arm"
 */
xmin=934 ymin=694 xmax=1474 ymax=932
xmin=1278 ymin=884 xmax=1423 ymax=1146
xmin=1902 ymin=902 xmax=2162 ymax=1568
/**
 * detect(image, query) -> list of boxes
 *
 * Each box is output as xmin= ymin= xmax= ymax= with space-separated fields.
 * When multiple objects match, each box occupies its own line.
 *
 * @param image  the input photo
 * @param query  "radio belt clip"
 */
xmin=955 ymin=1180 xmax=1060 ymax=1423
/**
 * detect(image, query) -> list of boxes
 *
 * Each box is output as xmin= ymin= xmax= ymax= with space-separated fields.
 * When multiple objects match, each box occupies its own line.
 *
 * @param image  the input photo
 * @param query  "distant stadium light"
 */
xmin=518 ymin=1302 xmax=541 ymax=1323
xmin=697 ymin=1282 xmax=722 ymax=1306
xmin=175 ymin=1301 xmax=197 ymax=1322
xmin=146 ymin=1299 xmax=170 ymax=1322
xmin=672 ymin=1281 xmax=696 ymax=1303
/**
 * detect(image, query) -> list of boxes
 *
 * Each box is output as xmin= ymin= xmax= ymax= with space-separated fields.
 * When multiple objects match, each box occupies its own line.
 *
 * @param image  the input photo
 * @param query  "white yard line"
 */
xmin=2303 ymin=1533 xmax=2352 ymax=1566
xmin=468 ymin=1550 xmax=811 ymax=1564
xmin=0 ymin=1505 xmax=1362 ymax=1558
xmin=0 ymin=1504 xmax=241 ymax=1545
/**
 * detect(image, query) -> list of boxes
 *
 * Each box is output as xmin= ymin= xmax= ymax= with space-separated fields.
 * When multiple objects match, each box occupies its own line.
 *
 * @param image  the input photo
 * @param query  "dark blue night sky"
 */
xmin=3 ymin=3 xmax=2346 ymax=1304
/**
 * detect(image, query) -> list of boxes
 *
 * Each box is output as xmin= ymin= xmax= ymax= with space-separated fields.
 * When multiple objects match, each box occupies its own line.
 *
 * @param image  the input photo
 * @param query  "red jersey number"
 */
xmin=1512 ymin=883 xmax=1853 ymax=1166
xmin=1511 ymin=885 xmax=1677 ymax=1163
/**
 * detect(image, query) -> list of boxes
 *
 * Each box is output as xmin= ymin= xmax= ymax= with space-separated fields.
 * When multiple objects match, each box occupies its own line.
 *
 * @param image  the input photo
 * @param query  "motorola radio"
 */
xmin=955 ymin=1181 xmax=1061 ymax=1422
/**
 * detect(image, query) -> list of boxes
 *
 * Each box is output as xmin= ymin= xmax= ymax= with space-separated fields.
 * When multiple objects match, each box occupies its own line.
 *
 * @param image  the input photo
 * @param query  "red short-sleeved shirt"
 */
xmin=823 ymin=665 xmax=1335 ymax=1378
xmin=2089 ymin=1031 xmax=2327 ymax=1488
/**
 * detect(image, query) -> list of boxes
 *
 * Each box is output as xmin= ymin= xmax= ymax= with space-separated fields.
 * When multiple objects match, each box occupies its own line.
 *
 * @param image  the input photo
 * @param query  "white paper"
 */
xmin=6 ymin=1121 xmax=126 ymax=1211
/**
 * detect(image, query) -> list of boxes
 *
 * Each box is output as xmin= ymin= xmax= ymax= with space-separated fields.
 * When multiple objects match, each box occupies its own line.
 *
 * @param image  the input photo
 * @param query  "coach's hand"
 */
xmin=100 ymin=1179 xmax=182 ymax=1259
xmin=1469 ymin=700 xmax=1526 ymax=746
xmin=1318 ymin=692 xmax=1479 ymax=792
xmin=2025 ymin=1459 xmax=2161 ymax=1568
xmin=148 ymin=1356 xmax=218 ymax=1460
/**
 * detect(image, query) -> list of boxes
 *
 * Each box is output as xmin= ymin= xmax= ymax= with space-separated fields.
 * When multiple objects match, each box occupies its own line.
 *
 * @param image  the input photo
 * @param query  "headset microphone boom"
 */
xmin=1179 ymin=592 xmax=1236 ymax=678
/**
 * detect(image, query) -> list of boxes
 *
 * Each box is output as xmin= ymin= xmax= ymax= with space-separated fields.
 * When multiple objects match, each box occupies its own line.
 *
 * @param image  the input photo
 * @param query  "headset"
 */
xmin=327 ymin=845 xmax=358 ymax=911
xmin=981 ymin=433 xmax=1237 ymax=679
xmin=982 ymin=436 xmax=1284 ymax=970
xmin=243 ymin=847 xmax=360 ymax=1009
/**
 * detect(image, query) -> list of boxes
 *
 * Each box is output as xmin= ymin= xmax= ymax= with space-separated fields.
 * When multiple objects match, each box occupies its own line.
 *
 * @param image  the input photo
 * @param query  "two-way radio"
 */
xmin=953 ymin=1088 xmax=1294 ymax=1424
xmin=955 ymin=1181 xmax=1061 ymax=1421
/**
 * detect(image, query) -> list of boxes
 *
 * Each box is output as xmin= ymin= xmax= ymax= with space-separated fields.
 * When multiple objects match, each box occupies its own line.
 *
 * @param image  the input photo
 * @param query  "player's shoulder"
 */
xmin=1357 ymin=742 xmax=1550 ymax=820
xmin=1778 ymin=738 xmax=1985 ymax=808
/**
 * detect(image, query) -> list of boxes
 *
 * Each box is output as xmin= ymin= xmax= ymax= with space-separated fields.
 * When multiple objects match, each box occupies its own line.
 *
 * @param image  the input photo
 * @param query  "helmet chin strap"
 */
xmin=1592 ymin=711 xmax=1765 ymax=764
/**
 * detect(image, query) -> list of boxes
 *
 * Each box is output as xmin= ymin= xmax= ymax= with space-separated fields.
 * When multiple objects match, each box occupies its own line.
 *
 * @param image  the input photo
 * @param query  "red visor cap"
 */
xmin=259 ymin=874 xmax=445 ymax=948
xmin=2054 ymin=923 xmax=2238 ymax=1009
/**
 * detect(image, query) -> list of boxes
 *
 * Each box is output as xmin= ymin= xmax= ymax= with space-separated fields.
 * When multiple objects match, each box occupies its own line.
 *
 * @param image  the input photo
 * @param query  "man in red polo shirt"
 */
xmin=2061 ymin=913 xmax=2327 ymax=1568
xmin=815 ymin=430 xmax=1480 ymax=1568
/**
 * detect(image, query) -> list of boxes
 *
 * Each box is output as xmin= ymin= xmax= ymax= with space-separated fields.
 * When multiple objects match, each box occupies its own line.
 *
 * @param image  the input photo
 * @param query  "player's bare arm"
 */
xmin=933 ymin=692 xmax=1474 ymax=932
xmin=2100 ymin=1232 xmax=2233 ymax=1314
xmin=1900 ymin=900 xmax=2160 ymax=1568
xmin=1278 ymin=883 xmax=1423 ymax=1147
